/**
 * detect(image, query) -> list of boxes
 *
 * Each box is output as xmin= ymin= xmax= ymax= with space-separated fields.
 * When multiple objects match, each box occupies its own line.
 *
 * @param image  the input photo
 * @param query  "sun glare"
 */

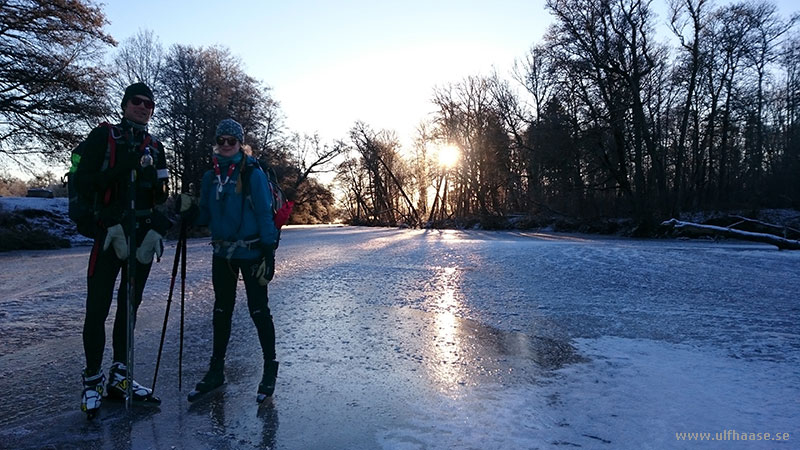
xmin=437 ymin=145 xmax=460 ymax=169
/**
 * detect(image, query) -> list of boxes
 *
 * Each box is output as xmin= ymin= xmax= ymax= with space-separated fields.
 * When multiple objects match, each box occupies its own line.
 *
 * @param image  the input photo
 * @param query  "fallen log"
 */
xmin=661 ymin=218 xmax=800 ymax=250
xmin=729 ymin=215 xmax=800 ymax=239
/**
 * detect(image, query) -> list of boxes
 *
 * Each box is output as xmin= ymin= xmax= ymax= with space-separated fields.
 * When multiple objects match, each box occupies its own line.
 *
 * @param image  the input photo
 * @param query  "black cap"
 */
xmin=121 ymin=82 xmax=154 ymax=110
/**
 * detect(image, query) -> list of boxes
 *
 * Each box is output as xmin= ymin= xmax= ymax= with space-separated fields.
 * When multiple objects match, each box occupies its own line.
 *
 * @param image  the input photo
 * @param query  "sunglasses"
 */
xmin=216 ymin=137 xmax=238 ymax=146
xmin=130 ymin=97 xmax=155 ymax=109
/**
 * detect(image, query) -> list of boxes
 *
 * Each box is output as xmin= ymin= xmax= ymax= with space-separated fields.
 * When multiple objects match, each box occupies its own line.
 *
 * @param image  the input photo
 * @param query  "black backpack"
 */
xmin=65 ymin=123 xmax=119 ymax=238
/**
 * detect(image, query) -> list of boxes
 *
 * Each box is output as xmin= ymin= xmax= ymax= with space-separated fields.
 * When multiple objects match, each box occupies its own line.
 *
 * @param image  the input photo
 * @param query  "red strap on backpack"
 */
xmin=102 ymin=123 xmax=117 ymax=206
xmin=99 ymin=124 xmax=153 ymax=205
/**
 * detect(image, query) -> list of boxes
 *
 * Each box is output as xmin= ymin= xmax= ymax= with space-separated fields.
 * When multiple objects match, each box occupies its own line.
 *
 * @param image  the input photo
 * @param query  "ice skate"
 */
xmin=188 ymin=358 xmax=225 ymax=402
xmin=256 ymin=360 xmax=279 ymax=403
xmin=106 ymin=362 xmax=161 ymax=405
xmin=81 ymin=369 xmax=105 ymax=419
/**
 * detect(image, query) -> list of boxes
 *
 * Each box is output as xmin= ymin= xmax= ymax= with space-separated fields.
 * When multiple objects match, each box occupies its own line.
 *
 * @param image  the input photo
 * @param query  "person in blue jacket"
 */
xmin=189 ymin=118 xmax=280 ymax=402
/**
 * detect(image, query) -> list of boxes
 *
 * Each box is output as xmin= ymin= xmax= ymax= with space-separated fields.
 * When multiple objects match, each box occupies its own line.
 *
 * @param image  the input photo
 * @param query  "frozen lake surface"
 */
xmin=0 ymin=225 xmax=797 ymax=449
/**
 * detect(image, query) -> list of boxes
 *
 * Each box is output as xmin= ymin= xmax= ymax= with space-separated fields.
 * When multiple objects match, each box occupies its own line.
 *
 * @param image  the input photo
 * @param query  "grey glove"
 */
xmin=177 ymin=193 xmax=191 ymax=211
xmin=136 ymin=229 xmax=164 ymax=264
xmin=103 ymin=224 xmax=128 ymax=260
xmin=254 ymin=243 xmax=276 ymax=286
xmin=176 ymin=193 xmax=199 ymax=222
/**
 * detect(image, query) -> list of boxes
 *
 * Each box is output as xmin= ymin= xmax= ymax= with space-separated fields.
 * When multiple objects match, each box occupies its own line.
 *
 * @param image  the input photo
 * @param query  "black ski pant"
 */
xmin=82 ymin=239 xmax=152 ymax=373
xmin=210 ymin=255 xmax=276 ymax=364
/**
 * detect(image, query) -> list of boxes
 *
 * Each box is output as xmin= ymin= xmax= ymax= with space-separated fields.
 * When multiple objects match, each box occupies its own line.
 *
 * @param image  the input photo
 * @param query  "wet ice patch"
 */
xmin=377 ymin=336 xmax=799 ymax=449
xmin=376 ymin=383 xmax=558 ymax=449
xmin=540 ymin=337 xmax=797 ymax=448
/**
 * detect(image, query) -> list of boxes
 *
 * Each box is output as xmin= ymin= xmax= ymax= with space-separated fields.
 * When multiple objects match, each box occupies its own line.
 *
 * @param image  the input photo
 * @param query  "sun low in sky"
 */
xmin=103 ymin=0 xmax=553 ymax=148
xmin=437 ymin=144 xmax=460 ymax=169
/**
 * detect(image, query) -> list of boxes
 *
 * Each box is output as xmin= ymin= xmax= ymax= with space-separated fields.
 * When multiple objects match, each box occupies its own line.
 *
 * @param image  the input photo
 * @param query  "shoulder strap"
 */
xmin=232 ymin=158 xmax=257 ymax=237
xmin=101 ymin=123 xmax=119 ymax=206
xmin=97 ymin=122 xmax=119 ymax=171
xmin=241 ymin=159 xmax=260 ymax=209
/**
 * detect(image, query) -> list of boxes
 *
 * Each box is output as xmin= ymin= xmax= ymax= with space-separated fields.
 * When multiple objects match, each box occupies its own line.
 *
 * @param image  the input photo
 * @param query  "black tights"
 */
xmin=210 ymin=256 xmax=276 ymax=363
xmin=82 ymin=241 xmax=152 ymax=372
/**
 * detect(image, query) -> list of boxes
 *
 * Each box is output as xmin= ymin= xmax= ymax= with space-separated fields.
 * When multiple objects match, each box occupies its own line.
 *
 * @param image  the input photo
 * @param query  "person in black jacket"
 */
xmin=75 ymin=82 xmax=169 ymax=417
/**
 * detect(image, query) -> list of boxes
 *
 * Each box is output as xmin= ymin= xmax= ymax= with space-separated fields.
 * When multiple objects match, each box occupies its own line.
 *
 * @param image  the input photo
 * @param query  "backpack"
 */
xmin=241 ymin=158 xmax=294 ymax=230
xmin=65 ymin=123 xmax=118 ymax=238
xmin=65 ymin=123 xmax=158 ymax=238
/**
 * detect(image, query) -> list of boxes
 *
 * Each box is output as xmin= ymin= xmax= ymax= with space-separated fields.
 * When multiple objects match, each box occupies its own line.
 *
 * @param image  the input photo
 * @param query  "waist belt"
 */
xmin=212 ymin=237 xmax=260 ymax=260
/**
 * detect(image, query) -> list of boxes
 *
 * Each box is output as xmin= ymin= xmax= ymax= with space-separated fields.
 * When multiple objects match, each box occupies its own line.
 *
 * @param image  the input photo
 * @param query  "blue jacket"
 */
xmin=196 ymin=153 xmax=278 ymax=259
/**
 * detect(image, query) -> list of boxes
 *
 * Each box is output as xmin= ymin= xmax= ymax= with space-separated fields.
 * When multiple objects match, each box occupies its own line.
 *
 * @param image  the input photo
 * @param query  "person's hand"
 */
xmin=175 ymin=193 xmax=199 ymax=223
xmin=136 ymin=229 xmax=164 ymax=264
xmin=176 ymin=193 xmax=197 ymax=214
xmin=254 ymin=243 xmax=276 ymax=286
xmin=103 ymin=224 xmax=128 ymax=259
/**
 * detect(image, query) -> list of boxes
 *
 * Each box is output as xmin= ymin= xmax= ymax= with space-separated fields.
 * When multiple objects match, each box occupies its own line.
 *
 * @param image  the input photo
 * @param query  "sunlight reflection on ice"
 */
xmin=430 ymin=266 xmax=465 ymax=393
xmin=355 ymin=229 xmax=424 ymax=250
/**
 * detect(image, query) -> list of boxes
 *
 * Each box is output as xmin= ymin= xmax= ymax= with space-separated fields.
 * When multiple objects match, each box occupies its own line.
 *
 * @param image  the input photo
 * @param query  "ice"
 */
xmin=0 ymin=209 xmax=797 ymax=449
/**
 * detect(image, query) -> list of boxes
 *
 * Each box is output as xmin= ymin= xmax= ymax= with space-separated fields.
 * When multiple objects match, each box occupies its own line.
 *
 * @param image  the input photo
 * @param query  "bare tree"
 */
xmin=669 ymin=0 xmax=710 ymax=213
xmin=0 ymin=0 xmax=115 ymax=168
xmin=513 ymin=44 xmax=558 ymax=124
xmin=287 ymin=132 xmax=347 ymax=192
xmin=741 ymin=2 xmax=796 ymax=192
xmin=431 ymin=76 xmax=512 ymax=219
xmin=110 ymin=29 xmax=164 ymax=98
xmin=349 ymin=123 xmax=420 ymax=226
xmin=158 ymin=44 xmax=279 ymax=192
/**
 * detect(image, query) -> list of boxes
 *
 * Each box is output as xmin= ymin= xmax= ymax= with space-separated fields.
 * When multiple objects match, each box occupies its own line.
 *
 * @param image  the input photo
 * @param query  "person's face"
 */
xmin=216 ymin=135 xmax=240 ymax=156
xmin=123 ymin=95 xmax=154 ymax=125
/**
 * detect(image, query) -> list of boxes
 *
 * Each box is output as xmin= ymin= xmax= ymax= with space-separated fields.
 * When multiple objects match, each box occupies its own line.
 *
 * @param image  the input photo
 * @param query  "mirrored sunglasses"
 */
xmin=216 ymin=137 xmax=238 ymax=146
xmin=130 ymin=97 xmax=155 ymax=109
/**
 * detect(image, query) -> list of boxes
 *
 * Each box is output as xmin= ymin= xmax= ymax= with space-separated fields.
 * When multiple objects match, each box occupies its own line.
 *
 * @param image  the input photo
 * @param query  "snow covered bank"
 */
xmin=0 ymin=196 xmax=93 ymax=250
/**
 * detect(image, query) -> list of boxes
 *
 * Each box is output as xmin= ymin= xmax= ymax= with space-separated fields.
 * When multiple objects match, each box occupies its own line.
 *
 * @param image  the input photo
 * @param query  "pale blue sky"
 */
xmin=102 ymin=0 xmax=553 ymax=146
xmin=102 ymin=0 xmax=798 ymax=148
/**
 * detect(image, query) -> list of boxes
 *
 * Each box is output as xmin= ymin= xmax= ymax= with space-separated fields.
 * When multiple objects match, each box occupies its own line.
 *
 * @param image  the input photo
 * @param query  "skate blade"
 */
xmin=135 ymin=395 xmax=161 ymax=406
xmin=256 ymin=389 xmax=275 ymax=403
xmin=105 ymin=393 xmax=162 ymax=406
xmin=188 ymin=385 xmax=224 ymax=403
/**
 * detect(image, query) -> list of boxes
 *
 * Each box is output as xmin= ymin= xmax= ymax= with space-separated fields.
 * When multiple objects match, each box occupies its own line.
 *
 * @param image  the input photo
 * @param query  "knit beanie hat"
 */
xmin=121 ymin=82 xmax=154 ymax=109
xmin=215 ymin=118 xmax=244 ymax=143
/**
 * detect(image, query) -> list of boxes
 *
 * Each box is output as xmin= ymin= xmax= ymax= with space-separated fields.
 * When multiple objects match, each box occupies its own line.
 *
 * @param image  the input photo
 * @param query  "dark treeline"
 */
xmin=335 ymin=0 xmax=800 ymax=231
xmin=0 ymin=2 xmax=338 ymax=224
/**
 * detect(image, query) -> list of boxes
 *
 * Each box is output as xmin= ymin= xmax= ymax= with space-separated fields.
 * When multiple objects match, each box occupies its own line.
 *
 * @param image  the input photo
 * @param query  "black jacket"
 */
xmin=74 ymin=119 xmax=169 ymax=233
